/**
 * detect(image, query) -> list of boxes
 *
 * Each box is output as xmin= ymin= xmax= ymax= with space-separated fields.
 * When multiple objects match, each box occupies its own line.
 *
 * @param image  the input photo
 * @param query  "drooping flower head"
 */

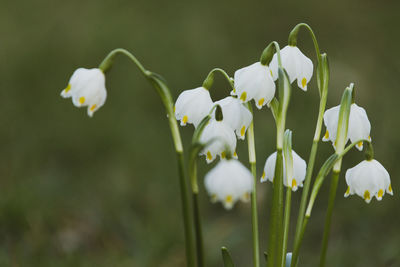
xmin=345 ymin=159 xmax=392 ymax=203
xmin=174 ymin=87 xmax=214 ymax=128
xmin=232 ymin=62 xmax=276 ymax=109
xmin=260 ymin=150 xmax=307 ymax=191
xmin=61 ymin=68 xmax=107 ymax=117
xmin=204 ymin=159 xmax=253 ymax=209
xmin=322 ymin=103 xmax=371 ymax=150
xmin=213 ymin=96 xmax=253 ymax=140
xmin=269 ymin=45 xmax=313 ymax=91
xmin=199 ymin=117 xmax=237 ymax=163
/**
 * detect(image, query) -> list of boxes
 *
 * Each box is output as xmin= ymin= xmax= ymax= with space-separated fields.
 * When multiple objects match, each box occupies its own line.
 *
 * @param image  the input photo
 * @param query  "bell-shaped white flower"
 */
xmin=61 ymin=68 xmax=107 ymax=117
xmin=213 ymin=96 xmax=253 ymax=140
xmin=204 ymin=159 xmax=253 ymax=209
xmin=232 ymin=62 xmax=276 ymax=109
xmin=270 ymin=45 xmax=313 ymax=91
xmin=174 ymin=87 xmax=214 ymax=128
xmin=199 ymin=119 xmax=237 ymax=163
xmin=260 ymin=150 xmax=307 ymax=191
xmin=345 ymin=159 xmax=392 ymax=203
xmin=322 ymin=103 xmax=371 ymax=151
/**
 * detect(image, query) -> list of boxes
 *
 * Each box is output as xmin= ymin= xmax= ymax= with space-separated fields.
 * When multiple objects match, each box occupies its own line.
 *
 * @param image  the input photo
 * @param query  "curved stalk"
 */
xmin=99 ymin=48 xmax=148 ymax=77
xmin=202 ymin=68 xmax=235 ymax=91
xmin=288 ymin=23 xmax=321 ymax=62
xmin=98 ymin=49 xmax=195 ymax=267
xmin=246 ymin=103 xmax=260 ymax=267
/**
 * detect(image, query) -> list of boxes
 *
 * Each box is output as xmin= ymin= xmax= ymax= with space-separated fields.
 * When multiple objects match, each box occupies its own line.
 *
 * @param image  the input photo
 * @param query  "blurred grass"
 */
xmin=0 ymin=0 xmax=399 ymax=266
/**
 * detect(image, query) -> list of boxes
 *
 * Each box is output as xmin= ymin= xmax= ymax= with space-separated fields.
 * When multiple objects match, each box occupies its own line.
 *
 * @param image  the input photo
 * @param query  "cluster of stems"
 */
xmin=95 ymin=23 xmax=370 ymax=267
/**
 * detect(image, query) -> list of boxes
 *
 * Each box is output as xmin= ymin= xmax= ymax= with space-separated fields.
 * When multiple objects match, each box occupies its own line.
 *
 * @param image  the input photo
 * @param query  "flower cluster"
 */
xmin=174 ymin=91 xmax=253 ymax=164
xmin=60 ymin=41 xmax=393 ymax=209
xmin=169 ymin=44 xmax=317 ymax=209
xmin=60 ymin=24 xmax=394 ymax=267
xmin=322 ymin=96 xmax=391 ymax=203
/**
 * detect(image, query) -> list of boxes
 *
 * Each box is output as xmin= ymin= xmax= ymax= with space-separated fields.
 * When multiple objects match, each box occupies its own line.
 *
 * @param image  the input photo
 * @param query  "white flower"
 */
xmin=322 ymin=103 xmax=371 ymax=150
xmin=260 ymin=150 xmax=307 ymax=191
xmin=232 ymin=62 xmax=276 ymax=109
xmin=345 ymin=159 xmax=392 ymax=203
xmin=61 ymin=68 xmax=107 ymax=117
xmin=199 ymin=119 xmax=237 ymax=163
xmin=174 ymin=87 xmax=214 ymax=128
xmin=204 ymin=159 xmax=253 ymax=209
xmin=213 ymin=96 xmax=253 ymax=140
xmin=269 ymin=45 xmax=313 ymax=91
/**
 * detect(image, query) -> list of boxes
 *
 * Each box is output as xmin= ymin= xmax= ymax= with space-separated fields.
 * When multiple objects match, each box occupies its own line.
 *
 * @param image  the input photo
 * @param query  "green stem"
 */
xmin=317 ymin=84 xmax=353 ymax=263
xmin=273 ymin=41 xmax=283 ymax=67
xmin=290 ymin=138 xmax=370 ymax=266
xmin=267 ymin=148 xmax=284 ymax=267
xmin=319 ymin=171 xmax=340 ymax=267
xmin=292 ymin=215 xmax=309 ymax=264
xmin=291 ymin=97 xmax=325 ymax=267
xmin=291 ymin=50 xmax=329 ymax=267
xmin=188 ymin=116 xmax=217 ymax=267
xmin=188 ymin=145 xmax=204 ymax=267
xmin=317 ymin=85 xmax=353 ymax=265
xmin=281 ymin=187 xmax=292 ymax=267
xmin=247 ymin=104 xmax=260 ymax=267
xmin=275 ymin=70 xmax=291 ymax=267
xmin=188 ymin=115 xmax=236 ymax=267
xmin=290 ymin=141 xmax=317 ymax=267
xmin=193 ymin=191 xmax=204 ymax=267
xmin=306 ymin=138 xmax=369 ymax=217
xmin=189 ymin=113 xmax=237 ymax=267
xmin=268 ymin=65 xmax=290 ymax=267
xmin=177 ymin=152 xmax=196 ymax=267
xmin=98 ymin=48 xmax=195 ymax=267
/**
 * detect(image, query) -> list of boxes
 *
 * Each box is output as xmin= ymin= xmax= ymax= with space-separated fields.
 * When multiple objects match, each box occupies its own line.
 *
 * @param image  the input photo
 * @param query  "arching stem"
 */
xmin=99 ymin=48 xmax=195 ymax=267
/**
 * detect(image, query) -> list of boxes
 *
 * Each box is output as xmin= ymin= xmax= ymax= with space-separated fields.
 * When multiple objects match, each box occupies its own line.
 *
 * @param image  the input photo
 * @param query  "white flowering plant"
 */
xmin=60 ymin=23 xmax=392 ymax=267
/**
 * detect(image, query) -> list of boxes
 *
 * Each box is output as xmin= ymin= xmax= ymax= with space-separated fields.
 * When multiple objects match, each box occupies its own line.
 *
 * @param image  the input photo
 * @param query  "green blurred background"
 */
xmin=0 ymin=0 xmax=399 ymax=266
